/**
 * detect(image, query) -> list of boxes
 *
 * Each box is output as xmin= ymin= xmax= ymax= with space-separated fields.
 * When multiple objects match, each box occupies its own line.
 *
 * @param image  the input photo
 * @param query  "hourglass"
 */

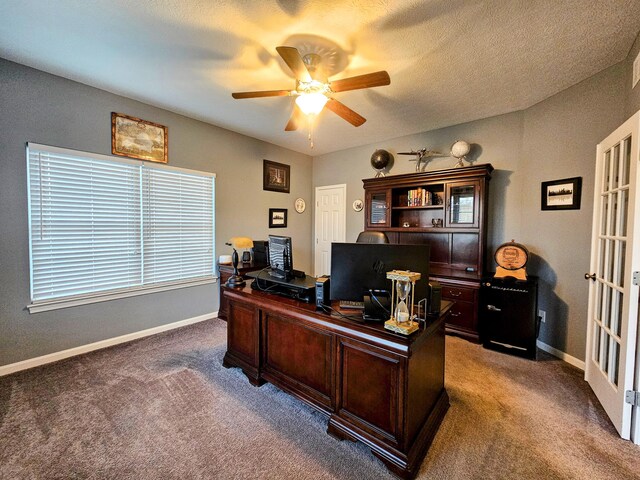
xmin=395 ymin=279 xmax=411 ymax=323
xmin=384 ymin=270 xmax=421 ymax=335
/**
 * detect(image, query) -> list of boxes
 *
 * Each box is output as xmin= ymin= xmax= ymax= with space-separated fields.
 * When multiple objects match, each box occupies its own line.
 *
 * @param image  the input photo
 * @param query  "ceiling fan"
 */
xmin=232 ymin=46 xmax=390 ymax=132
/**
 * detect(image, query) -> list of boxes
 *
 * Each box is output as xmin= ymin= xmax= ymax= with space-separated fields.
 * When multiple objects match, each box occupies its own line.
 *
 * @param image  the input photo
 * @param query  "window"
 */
xmin=26 ymin=143 xmax=215 ymax=312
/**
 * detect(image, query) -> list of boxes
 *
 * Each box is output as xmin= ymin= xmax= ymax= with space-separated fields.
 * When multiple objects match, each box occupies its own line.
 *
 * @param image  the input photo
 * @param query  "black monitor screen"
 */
xmin=330 ymin=243 xmax=430 ymax=303
xmin=268 ymin=235 xmax=293 ymax=279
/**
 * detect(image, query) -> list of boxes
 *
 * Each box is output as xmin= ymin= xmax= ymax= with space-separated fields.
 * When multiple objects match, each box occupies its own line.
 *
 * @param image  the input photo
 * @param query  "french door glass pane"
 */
xmin=607 ymin=240 xmax=615 ymax=283
xmin=612 ymin=341 xmax=620 ymax=386
xmin=603 ymin=150 xmax=611 ymax=191
xmin=601 ymin=330 xmax=609 ymax=373
xmin=622 ymin=137 xmax=631 ymax=186
xmin=606 ymin=285 xmax=614 ymax=329
xmin=620 ymin=189 xmax=629 ymax=236
xmin=598 ymin=238 xmax=606 ymax=279
xmin=596 ymin=281 xmax=603 ymax=321
xmin=616 ymin=291 xmax=623 ymax=337
xmin=600 ymin=284 xmax=611 ymax=328
xmin=601 ymin=194 xmax=610 ymax=235
xmin=610 ymin=289 xmax=621 ymax=336
xmin=617 ymin=241 xmax=626 ymax=288
xmin=612 ymin=144 xmax=620 ymax=189
xmin=593 ymin=324 xmax=601 ymax=362
xmin=611 ymin=192 xmax=618 ymax=235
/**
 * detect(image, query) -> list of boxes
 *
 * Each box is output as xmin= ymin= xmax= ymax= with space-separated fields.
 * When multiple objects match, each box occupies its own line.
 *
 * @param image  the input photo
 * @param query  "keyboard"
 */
xmin=339 ymin=300 xmax=365 ymax=310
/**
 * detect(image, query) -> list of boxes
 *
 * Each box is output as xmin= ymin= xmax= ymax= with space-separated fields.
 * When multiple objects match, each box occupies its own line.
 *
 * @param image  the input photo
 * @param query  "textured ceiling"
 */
xmin=1 ymin=0 xmax=639 ymax=156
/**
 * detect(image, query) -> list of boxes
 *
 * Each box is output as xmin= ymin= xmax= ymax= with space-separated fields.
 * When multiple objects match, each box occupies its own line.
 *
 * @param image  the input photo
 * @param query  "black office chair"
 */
xmin=356 ymin=231 xmax=389 ymax=244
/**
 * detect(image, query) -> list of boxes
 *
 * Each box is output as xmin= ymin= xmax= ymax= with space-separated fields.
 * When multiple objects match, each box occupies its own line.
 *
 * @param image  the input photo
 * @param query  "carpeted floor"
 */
xmin=0 ymin=318 xmax=638 ymax=479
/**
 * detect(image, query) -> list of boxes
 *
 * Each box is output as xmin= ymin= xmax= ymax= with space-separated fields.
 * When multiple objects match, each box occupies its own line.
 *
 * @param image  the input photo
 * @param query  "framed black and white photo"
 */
xmin=269 ymin=208 xmax=288 ymax=228
xmin=541 ymin=177 xmax=582 ymax=210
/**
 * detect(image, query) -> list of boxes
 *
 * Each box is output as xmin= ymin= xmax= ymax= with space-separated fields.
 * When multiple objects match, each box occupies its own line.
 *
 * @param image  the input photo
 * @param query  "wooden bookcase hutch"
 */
xmin=363 ymin=164 xmax=493 ymax=341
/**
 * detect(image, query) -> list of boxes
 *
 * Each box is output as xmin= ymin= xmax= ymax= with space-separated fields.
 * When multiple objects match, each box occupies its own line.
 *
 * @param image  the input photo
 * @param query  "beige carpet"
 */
xmin=0 ymin=318 xmax=638 ymax=479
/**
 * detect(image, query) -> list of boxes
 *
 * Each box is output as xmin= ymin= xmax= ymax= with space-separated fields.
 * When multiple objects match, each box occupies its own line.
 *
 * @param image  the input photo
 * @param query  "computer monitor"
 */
xmin=330 ymin=243 xmax=430 ymax=303
xmin=268 ymin=235 xmax=293 ymax=279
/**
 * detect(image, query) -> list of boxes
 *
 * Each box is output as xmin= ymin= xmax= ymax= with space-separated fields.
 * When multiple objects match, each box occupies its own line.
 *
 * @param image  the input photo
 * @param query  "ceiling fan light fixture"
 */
xmin=295 ymin=92 xmax=328 ymax=115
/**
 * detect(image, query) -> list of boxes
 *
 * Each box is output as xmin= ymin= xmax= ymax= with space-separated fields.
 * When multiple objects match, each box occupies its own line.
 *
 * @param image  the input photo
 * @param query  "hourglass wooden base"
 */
xmin=384 ymin=318 xmax=419 ymax=335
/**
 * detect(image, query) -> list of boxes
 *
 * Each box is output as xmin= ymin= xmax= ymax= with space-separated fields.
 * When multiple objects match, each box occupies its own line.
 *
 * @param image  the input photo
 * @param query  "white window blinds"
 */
xmin=27 ymin=143 xmax=215 ymax=311
xmin=142 ymin=167 xmax=215 ymax=285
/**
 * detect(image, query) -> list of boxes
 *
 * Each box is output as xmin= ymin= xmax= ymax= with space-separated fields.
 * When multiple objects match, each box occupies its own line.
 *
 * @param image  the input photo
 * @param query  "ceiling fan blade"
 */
xmin=232 ymin=90 xmax=291 ymax=99
xmin=276 ymin=46 xmax=312 ymax=82
xmin=325 ymin=98 xmax=366 ymax=127
xmin=285 ymin=104 xmax=304 ymax=131
xmin=330 ymin=71 xmax=390 ymax=93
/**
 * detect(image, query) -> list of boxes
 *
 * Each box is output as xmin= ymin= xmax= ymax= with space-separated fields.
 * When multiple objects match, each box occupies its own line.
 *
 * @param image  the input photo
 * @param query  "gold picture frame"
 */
xmin=111 ymin=112 xmax=168 ymax=163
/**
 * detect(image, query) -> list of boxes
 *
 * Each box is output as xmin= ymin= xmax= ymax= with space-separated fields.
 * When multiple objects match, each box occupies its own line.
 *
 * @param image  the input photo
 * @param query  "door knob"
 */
xmin=584 ymin=273 xmax=596 ymax=281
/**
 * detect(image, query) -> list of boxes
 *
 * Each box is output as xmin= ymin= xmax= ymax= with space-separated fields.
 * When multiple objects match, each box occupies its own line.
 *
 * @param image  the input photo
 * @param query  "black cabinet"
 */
xmin=479 ymin=276 xmax=539 ymax=359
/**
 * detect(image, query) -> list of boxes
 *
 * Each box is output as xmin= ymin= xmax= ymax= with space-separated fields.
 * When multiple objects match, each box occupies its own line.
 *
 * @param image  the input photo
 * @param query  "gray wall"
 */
xmin=312 ymin=62 xmax=628 ymax=362
xmin=626 ymin=31 xmax=640 ymax=115
xmin=0 ymin=58 xmax=312 ymax=366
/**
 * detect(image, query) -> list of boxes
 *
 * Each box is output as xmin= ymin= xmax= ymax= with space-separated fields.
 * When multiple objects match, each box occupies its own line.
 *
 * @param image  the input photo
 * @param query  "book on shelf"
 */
xmin=407 ymin=188 xmax=432 ymax=207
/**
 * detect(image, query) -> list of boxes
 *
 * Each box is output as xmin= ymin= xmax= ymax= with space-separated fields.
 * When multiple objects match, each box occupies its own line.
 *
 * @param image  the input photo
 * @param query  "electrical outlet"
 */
xmin=634 ymin=50 xmax=640 ymax=89
xmin=539 ymin=310 xmax=546 ymax=323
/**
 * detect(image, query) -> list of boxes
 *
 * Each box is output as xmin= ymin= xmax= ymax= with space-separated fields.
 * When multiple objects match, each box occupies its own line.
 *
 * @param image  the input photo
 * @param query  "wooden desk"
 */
xmin=222 ymin=285 xmax=451 ymax=479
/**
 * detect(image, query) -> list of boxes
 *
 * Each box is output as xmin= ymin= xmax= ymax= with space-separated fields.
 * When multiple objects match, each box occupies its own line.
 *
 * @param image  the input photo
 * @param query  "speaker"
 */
xmin=428 ymin=280 xmax=442 ymax=315
xmin=316 ymin=276 xmax=330 ymax=310
xmin=252 ymin=240 xmax=269 ymax=266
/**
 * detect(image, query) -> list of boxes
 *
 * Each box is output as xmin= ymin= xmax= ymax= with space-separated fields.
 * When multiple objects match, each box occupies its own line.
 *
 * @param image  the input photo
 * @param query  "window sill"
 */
xmin=28 ymin=277 xmax=219 ymax=313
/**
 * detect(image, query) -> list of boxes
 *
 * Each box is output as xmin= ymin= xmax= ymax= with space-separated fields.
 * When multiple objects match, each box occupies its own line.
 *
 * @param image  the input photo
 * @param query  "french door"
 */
xmin=585 ymin=111 xmax=640 ymax=443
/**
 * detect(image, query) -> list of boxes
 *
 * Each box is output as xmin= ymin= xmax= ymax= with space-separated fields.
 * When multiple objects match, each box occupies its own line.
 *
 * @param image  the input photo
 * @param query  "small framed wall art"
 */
xmin=294 ymin=198 xmax=306 ymax=213
xmin=111 ymin=112 xmax=168 ymax=163
xmin=541 ymin=177 xmax=582 ymax=210
xmin=269 ymin=208 xmax=288 ymax=228
xmin=263 ymin=160 xmax=290 ymax=193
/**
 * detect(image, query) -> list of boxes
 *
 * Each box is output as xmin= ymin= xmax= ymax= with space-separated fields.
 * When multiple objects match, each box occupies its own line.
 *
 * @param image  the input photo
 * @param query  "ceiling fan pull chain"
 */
xmin=308 ymin=115 xmax=315 ymax=149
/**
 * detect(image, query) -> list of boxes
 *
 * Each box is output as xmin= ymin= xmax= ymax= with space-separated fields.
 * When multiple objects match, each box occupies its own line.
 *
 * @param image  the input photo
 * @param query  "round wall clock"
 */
xmin=494 ymin=240 xmax=529 ymax=280
xmin=294 ymin=198 xmax=306 ymax=213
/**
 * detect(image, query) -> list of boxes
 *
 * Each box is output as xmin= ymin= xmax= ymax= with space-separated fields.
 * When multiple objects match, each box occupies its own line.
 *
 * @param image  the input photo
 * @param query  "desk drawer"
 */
xmin=447 ymin=301 xmax=476 ymax=331
xmin=442 ymin=285 xmax=475 ymax=302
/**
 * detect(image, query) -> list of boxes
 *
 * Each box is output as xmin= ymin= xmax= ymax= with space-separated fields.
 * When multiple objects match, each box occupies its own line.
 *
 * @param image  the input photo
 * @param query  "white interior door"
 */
xmin=585 ymin=111 xmax=640 ymax=442
xmin=314 ymin=184 xmax=346 ymax=276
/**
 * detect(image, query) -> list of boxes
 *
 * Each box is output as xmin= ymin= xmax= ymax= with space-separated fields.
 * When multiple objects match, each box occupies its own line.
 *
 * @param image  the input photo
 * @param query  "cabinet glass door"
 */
xmin=367 ymin=190 xmax=389 ymax=227
xmin=447 ymin=181 xmax=479 ymax=227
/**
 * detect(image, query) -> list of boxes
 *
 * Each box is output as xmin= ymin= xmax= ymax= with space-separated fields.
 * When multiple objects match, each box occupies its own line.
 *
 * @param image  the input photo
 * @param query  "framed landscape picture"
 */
xmin=263 ymin=160 xmax=290 ymax=193
xmin=541 ymin=177 xmax=582 ymax=210
xmin=112 ymin=112 xmax=168 ymax=163
xmin=269 ymin=208 xmax=288 ymax=228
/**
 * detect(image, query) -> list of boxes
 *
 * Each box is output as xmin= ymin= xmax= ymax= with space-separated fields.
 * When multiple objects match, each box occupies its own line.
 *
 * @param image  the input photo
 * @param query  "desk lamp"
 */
xmin=225 ymin=237 xmax=254 ymax=287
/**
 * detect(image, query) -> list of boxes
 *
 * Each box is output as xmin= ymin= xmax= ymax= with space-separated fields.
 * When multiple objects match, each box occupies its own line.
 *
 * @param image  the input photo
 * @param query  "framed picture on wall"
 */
xmin=541 ymin=177 xmax=582 ymax=210
xmin=263 ymin=160 xmax=290 ymax=193
xmin=269 ymin=208 xmax=288 ymax=228
xmin=111 ymin=112 xmax=168 ymax=163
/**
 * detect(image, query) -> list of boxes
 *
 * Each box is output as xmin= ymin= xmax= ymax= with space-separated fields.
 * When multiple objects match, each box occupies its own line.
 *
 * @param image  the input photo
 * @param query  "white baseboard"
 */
xmin=0 ymin=311 xmax=218 ymax=377
xmin=537 ymin=340 xmax=585 ymax=370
